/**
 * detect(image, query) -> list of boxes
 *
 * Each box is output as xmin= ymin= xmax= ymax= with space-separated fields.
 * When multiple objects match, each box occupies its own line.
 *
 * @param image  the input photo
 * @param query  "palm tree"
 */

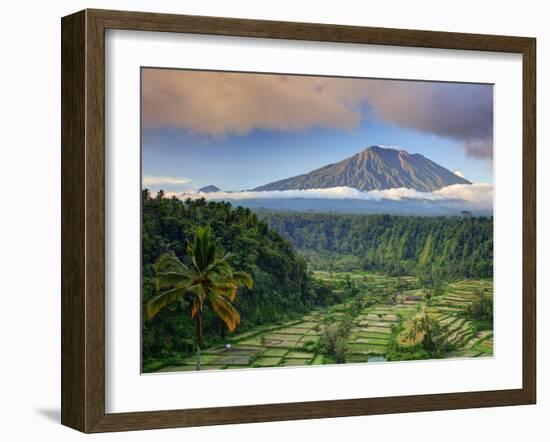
xmin=146 ymin=226 xmax=253 ymax=370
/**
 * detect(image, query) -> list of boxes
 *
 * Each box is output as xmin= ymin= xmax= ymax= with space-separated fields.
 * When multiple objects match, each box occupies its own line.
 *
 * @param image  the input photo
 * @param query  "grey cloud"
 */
xmin=464 ymin=139 xmax=494 ymax=159
xmin=142 ymin=69 xmax=493 ymax=159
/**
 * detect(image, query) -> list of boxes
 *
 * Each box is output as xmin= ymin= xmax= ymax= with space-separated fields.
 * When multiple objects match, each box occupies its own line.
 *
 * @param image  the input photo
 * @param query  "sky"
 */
xmin=141 ymin=68 xmax=493 ymax=194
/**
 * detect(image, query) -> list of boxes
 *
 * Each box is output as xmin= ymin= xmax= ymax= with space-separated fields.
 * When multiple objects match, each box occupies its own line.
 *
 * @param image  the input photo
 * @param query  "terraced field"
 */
xmin=154 ymin=273 xmax=493 ymax=373
xmin=418 ymin=280 xmax=494 ymax=358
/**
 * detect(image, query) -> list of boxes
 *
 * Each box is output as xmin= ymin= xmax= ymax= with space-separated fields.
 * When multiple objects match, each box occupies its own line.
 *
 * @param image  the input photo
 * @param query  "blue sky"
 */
xmin=141 ymin=69 xmax=493 ymax=193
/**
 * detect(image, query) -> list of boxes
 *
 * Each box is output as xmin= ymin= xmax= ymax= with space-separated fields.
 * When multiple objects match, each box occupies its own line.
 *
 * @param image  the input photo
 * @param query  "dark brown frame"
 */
xmin=61 ymin=8 xmax=536 ymax=433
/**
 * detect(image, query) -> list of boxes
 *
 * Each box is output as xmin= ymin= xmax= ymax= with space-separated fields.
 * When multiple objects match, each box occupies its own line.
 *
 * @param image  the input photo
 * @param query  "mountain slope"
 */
xmin=254 ymin=145 xmax=471 ymax=192
xmin=199 ymin=185 xmax=221 ymax=193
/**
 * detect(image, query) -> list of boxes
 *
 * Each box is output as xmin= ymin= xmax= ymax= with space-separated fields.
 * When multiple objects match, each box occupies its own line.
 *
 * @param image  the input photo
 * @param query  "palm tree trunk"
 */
xmin=194 ymin=312 xmax=203 ymax=371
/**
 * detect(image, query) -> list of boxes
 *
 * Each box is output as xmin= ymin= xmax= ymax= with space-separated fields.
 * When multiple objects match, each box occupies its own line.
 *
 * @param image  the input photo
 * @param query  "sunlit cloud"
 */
xmin=142 ymin=175 xmax=195 ymax=186
xmin=142 ymin=69 xmax=493 ymax=159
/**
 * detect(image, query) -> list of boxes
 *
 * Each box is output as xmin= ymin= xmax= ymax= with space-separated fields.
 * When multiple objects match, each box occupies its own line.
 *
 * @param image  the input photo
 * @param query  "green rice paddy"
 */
xmin=154 ymin=272 xmax=493 ymax=373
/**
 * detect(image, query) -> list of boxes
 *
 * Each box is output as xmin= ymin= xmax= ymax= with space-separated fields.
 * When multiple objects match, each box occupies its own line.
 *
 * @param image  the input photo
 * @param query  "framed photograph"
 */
xmin=61 ymin=9 xmax=536 ymax=433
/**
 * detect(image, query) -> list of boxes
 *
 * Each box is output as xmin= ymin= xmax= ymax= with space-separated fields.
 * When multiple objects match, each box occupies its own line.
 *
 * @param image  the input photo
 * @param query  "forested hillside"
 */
xmin=257 ymin=211 xmax=493 ymax=280
xmin=142 ymin=191 xmax=338 ymax=363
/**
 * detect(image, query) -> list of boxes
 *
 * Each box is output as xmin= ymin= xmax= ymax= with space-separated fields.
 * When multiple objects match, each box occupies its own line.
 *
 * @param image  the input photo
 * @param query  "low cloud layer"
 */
xmin=171 ymin=183 xmax=492 ymax=212
xmin=142 ymin=69 xmax=493 ymax=159
xmin=142 ymin=175 xmax=196 ymax=188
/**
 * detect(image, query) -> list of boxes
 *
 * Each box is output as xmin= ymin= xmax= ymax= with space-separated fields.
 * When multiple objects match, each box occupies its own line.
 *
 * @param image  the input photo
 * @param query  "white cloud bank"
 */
xmin=142 ymin=175 xmax=196 ymax=187
xmin=173 ymin=183 xmax=493 ymax=211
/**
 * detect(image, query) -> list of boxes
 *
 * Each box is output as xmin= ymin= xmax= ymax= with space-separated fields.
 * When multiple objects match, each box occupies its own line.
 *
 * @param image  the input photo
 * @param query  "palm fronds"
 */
xmin=147 ymin=226 xmax=253 ymax=344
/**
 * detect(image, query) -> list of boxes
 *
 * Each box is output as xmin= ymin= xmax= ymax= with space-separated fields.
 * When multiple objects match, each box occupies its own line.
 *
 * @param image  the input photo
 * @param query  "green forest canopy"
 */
xmin=142 ymin=191 xmax=337 ymax=362
xmin=257 ymin=210 xmax=493 ymax=279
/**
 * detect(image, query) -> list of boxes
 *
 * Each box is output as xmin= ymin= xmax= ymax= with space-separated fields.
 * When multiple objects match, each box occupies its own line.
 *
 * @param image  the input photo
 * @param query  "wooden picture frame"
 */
xmin=61 ymin=8 xmax=536 ymax=433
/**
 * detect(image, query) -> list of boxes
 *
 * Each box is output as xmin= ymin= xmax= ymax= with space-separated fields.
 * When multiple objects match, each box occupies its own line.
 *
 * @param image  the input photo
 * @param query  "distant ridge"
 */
xmin=198 ymin=185 xmax=221 ymax=193
xmin=254 ymin=145 xmax=471 ymax=193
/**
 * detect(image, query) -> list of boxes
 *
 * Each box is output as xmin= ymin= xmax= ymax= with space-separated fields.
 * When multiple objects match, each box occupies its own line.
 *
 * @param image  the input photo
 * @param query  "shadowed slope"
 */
xmin=254 ymin=146 xmax=471 ymax=192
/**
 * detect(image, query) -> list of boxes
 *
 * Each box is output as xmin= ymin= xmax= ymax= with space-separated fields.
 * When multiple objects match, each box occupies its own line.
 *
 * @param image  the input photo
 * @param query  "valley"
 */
xmin=141 ymin=72 xmax=495 ymax=375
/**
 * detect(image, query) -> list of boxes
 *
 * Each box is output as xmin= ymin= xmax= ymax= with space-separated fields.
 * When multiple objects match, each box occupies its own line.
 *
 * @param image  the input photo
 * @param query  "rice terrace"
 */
xmin=145 ymin=268 xmax=493 ymax=373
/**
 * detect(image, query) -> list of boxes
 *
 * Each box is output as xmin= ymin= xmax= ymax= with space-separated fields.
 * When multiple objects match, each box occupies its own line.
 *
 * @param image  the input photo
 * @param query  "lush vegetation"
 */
xmin=142 ymin=193 xmax=494 ymax=371
xmin=257 ymin=211 xmax=493 ymax=279
xmin=465 ymin=289 xmax=494 ymax=322
xmin=146 ymin=272 xmax=493 ymax=372
xmin=142 ymin=191 xmax=343 ymax=369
